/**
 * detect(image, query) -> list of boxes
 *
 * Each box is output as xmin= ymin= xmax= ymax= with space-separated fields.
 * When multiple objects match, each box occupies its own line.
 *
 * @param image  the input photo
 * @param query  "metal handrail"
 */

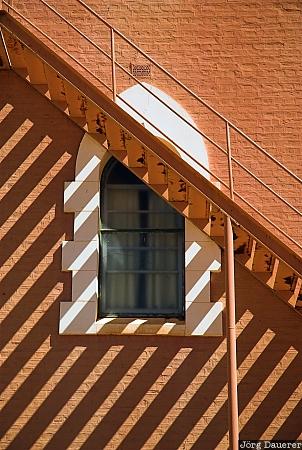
xmin=1 ymin=4 xmax=114 ymax=94
xmin=75 ymin=0 xmax=302 ymax=186
xmin=2 ymin=0 xmax=302 ymax=254
xmin=22 ymin=0 xmax=302 ymax=221
xmin=38 ymin=0 xmax=230 ymax=156
xmin=0 ymin=7 xmax=229 ymax=194
xmin=116 ymin=95 xmax=302 ymax=252
xmin=0 ymin=6 xmax=220 ymax=185
xmin=37 ymin=0 xmax=302 ymax=185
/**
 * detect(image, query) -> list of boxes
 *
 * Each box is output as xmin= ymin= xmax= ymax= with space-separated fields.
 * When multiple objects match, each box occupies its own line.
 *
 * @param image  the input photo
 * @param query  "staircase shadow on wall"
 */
xmin=0 ymin=71 xmax=301 ymax=450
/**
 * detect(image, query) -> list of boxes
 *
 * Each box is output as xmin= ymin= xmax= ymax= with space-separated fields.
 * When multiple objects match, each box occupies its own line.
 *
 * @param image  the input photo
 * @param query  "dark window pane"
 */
xmin=100 ymin=158 xmax=184 ymax=318
xmin=107 ymin=160 xmax=141 ymax=184
xmin=103 ymin=232 xmax=179 ymax=249
xmin=107 ymin=249 xmax=179 ymax=271
xmin=103 ymin=272 xmax=180 ymax=315
xmin=107 ymin=189 xmax=139 ymax=211
xmin=106 ymin=212 xmax=181 ymax=229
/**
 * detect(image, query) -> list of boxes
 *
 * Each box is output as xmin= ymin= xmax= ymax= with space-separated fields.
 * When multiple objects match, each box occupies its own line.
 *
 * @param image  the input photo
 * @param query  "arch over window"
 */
xmin=99 ymin=158 xmax=184 ymax=318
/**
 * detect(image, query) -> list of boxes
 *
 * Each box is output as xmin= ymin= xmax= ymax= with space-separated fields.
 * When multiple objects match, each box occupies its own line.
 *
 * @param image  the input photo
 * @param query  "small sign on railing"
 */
xmin=130 ymin=63 xmax=151 ymax=79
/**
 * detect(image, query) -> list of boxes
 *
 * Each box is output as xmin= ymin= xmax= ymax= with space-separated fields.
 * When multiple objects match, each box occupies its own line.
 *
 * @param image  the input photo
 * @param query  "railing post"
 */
xmin=226 ymin=121 xmax=234 ymax=200
xmin=110 ymin=28 xmax=117 ymax=102
xmin=3 ymin=0 xmax=11 ymax=13
xmin=224 ymin=213 xmax=239 ymax=450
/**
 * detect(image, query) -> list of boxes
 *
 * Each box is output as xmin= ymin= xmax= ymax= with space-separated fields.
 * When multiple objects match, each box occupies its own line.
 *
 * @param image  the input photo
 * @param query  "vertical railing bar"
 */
xmin=110 ymin=28 xmax=116 ymax=102
xmin=226 ymin=122 xmax=234 ymax=201
xmin=2 ymin=0 xmax=10 ymax=13
xmin=0 ymin=28 xmax=11 ymax=67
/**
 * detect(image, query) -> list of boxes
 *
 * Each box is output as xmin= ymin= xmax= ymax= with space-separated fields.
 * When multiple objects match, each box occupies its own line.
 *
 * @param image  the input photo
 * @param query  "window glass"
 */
xmin=99 ymin=159 xmax=184 ymax=318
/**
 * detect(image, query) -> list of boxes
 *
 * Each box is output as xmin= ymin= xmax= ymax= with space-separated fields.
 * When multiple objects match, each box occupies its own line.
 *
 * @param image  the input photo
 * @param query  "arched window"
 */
xmin=99 ymin=158 xmax=184 ymax=318
xmin=60 ymin=135 xmax=222 ymax=335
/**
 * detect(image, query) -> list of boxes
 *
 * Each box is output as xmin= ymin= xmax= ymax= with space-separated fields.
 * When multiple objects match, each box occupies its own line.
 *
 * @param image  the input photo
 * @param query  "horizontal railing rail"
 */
xmin=2 ymin=0 xmax=302 ymax=256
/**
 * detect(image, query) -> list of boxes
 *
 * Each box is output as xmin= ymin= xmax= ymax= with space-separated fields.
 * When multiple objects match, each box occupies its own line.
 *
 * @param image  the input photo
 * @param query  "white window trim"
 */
xmin=59 ymin=133 xmax=223 ymax=336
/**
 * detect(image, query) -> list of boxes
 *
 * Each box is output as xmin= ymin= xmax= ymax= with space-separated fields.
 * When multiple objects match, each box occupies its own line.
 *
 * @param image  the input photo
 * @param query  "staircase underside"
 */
xmin=1 ymin=10 xmax=301 ymax=313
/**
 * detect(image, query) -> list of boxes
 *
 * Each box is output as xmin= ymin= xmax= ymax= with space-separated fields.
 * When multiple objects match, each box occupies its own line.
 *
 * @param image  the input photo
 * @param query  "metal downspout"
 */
xmin=224 ymin=214 xmax=239 ymax=450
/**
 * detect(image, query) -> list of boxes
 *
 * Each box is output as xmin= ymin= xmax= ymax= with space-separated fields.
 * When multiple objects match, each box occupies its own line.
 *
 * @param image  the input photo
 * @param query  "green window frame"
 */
xmin=99 ymin=158 xmax=184 ymax=318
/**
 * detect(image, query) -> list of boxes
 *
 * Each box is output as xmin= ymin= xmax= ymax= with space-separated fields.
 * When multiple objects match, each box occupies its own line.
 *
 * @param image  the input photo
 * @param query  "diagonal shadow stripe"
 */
xmin=0 ymin=294 xmax=62 ymax=398
xmin=0 ymin=257 xmax=66 ymax=351
xmin=80 ymin=345 xmax=199 ymax=450
xmin=0 ymin=106 xmax=26 ymax=151
xmin=0 ymin=256 xmax=68 ymax=394
xmin=240 ymin=353 xmax=302 ymax=438
xmin=0 ymin=140 xmax=71 ymax=231
xmin=7 ymin=346 xmax=144 ymax=450
xmin=152 ymin=348 xmax=228 ymax=450
xmin=0 ymin=218 xmax=65 ymax=312
xmin=115 ymin=342 xmax=221 ymax=450
xmin=191 ymin=402 xmax=228 ymax=450
xmin=0 ymin=343 xmax=71 ymax=438
xmin=1 ymin=346 xmax=110 ymax=442
xmin=0 ymin=124 xmax=44 ymax=189
xmin=0 ymin=158 xmax=73 ymax=277
xmin=152 ymin=310 xmax=270 ymax=449
xmin=273 ymin=397 xmax=302 ymax=440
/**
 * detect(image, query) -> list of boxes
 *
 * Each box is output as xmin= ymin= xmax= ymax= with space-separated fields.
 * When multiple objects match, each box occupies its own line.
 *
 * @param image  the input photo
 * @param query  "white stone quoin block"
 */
xmin=185 ymin=221 xmax=213 ymax=242
xmin=71 ymin=270 xmax=98 ymax=302
xmin=64 ymin=181 xmax=99 ymax=213
xmin=73 ymin=210 xmax=99 ymax=242
xmin=59 ymin=301 xmax=97 ymax=334
xmin=62 ymin=240 xmax=98 ymax=272
xmin=185 ymin=301 xmax=223 ymax=336
xmin=185 ymin=240 xmax=221 ymax=271
xmin=75 ymin=134 xmax=106 ymax=182
xmin=185 ymin=270 xmax=211 ymax=303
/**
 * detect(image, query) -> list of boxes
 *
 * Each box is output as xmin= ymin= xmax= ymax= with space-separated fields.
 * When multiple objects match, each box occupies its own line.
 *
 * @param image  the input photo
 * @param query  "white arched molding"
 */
xmin=59 ymin=133 xmax=223 ymax=336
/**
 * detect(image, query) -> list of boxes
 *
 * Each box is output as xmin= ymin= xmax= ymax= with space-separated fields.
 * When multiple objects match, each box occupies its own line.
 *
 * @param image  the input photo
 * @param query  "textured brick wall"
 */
xmin=1 ymin=70 xmax=302 ymax=449
xmin=9 ymin=0 xmax=302 ymax=248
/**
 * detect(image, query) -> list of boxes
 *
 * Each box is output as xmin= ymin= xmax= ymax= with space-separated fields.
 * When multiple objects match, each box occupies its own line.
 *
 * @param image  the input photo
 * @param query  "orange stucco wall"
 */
xmin=0 ymin=69 xmax=302 ymax=449
xmin=8 ymin=0 xmax=302 ymax=246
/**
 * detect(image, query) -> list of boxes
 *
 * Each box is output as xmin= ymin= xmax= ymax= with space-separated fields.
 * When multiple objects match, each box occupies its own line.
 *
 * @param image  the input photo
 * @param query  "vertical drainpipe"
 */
xmin=225 ymin=121 xmax=239 ymax=450
xmin=224 ymin=215 xmax=239 ymax=450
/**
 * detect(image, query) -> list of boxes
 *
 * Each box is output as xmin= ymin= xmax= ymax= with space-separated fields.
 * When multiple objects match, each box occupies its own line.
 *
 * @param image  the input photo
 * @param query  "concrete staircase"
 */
xmin=0 ymin=8 xmax=301 ymax=314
